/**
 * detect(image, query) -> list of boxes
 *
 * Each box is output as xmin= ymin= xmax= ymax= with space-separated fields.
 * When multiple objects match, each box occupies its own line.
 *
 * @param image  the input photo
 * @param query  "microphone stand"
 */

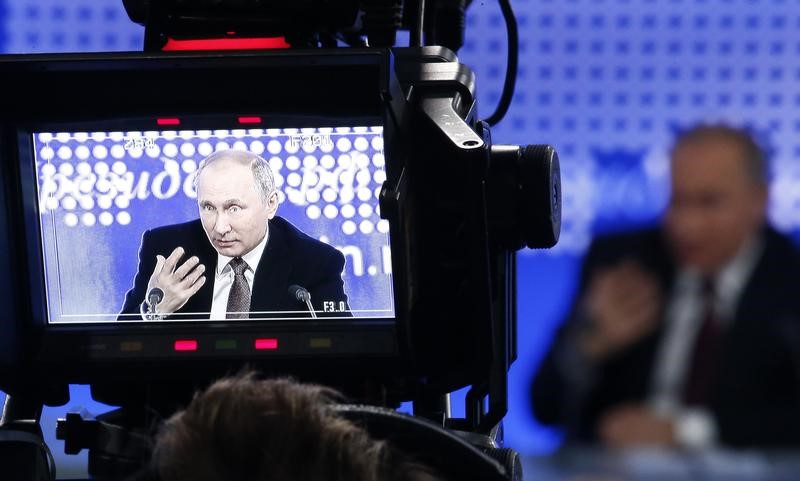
xmin=304 ymin=294 xmax=317 ymax=319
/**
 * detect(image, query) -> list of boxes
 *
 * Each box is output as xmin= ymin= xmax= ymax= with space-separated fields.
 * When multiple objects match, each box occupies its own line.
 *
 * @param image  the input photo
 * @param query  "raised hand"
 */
xmin=146 ymin=246 xmax=206 ymax=316
xmin=580 ymin=261 xmax=664 ymax=361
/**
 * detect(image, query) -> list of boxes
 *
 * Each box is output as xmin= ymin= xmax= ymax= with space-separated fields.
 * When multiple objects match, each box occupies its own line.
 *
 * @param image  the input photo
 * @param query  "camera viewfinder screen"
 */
xmin=32 ymin=126 xmax=394 ymax=323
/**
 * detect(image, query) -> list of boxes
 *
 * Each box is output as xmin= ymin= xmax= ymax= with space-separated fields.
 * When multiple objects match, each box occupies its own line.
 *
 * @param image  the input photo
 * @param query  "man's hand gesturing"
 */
xmin=146 ymin=247 xmax=206 ymax=316
xmin=580 ymin=261 xmax=663 ymax=361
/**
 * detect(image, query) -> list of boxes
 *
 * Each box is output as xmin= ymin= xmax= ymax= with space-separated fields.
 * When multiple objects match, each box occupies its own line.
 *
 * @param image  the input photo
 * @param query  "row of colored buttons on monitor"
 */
xmin=172 ymin=339 xmax=281 ymax=351
xmin=115 ymin=337 xmax=334 ymax=353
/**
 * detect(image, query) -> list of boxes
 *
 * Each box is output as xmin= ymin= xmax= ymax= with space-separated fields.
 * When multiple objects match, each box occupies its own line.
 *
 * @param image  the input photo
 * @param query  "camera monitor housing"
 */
xmin=0 ymin=49 xmax=519 ymax=416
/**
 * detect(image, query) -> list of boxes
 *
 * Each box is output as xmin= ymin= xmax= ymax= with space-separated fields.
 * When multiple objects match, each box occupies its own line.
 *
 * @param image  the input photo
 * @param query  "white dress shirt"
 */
xmin=209 ymin=231 xmax=269 ymax=320
xmin=648 ymin=234 xmax=763 ymax=448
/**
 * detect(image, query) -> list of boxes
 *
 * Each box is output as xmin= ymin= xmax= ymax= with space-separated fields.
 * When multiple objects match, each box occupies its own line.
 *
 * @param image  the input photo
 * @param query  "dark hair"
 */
xmin=152 ymin=372 xmax=441 ymax=481
xmin=671 ymin=124 xmax=767 ymax=185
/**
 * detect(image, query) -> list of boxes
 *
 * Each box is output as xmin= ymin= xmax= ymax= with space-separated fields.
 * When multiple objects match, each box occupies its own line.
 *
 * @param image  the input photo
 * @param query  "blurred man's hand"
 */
xmin=580 ymin=261 xmax=663 ymax=361
xmin=598 ymin=404 xmax=675 ymax=448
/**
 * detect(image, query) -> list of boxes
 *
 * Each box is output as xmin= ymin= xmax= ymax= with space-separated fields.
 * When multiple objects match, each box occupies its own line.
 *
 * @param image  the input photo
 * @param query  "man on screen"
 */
xmin=118 ymin=149 xmax=350 ymax=320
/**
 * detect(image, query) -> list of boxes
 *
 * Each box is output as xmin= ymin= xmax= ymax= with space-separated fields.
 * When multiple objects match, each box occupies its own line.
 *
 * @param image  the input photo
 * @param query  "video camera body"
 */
xmin=0 ymin=1 xmax=560 ymax=479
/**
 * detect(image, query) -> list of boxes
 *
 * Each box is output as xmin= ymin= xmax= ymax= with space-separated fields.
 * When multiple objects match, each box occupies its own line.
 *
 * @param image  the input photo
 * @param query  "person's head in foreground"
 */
xmin=152 ymin=372 xmax=442 ymax=481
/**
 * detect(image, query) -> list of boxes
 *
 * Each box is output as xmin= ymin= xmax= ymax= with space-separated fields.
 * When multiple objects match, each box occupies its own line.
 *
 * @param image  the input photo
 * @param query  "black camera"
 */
xmin=0 ymin=1 xmax=560 ymax=479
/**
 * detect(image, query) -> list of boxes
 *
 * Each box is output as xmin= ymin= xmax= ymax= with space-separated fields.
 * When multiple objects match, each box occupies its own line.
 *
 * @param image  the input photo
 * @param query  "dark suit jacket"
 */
xmin=118 ymin=216 xmax=350 ymax=320
xmin=531 ymin=226 xmax=800 ymax=448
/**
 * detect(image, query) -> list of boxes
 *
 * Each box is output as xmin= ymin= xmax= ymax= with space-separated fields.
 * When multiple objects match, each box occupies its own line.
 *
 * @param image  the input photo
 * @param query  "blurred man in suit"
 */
xmin=531 ymin=124 xmax=800 ymax=449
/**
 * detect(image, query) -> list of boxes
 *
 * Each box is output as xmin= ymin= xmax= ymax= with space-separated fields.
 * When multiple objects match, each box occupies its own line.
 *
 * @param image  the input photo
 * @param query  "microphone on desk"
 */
xmin=147 ymin=287 xmax=164 ymax=313
xmin=289 ymin=284 xmax=317 ymax=318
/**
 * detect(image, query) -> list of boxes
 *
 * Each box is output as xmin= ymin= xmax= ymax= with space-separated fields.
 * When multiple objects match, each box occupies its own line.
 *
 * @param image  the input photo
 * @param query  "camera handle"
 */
xmin=55 ymin=407 xmax=152 ymax=480
xmin=0 ymin=394 xmax=55 ymax=481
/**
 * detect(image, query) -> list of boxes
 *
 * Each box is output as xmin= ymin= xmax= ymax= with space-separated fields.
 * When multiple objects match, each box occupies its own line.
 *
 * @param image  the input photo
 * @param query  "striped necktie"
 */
xmin=226 ymin=257 xmax=251 ymax=319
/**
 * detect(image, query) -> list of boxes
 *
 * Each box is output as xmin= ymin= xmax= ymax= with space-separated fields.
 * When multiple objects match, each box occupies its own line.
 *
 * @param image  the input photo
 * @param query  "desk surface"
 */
xmin=522 ymin=448 xmax=800 ymax=481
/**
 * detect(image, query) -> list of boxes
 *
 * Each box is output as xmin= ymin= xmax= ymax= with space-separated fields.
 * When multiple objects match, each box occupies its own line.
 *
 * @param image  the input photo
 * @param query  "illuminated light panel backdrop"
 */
xmin=2 ymin=0 xmax=800 ymax=467
xmin=34 ymin=128 xmax=393 ymax=322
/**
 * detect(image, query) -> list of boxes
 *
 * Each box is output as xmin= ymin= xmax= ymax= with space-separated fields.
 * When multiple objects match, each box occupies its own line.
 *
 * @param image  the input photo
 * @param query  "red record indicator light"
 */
xmin=162 ymin=37 xmax=290 ymax=51
xmin=174 ymin=339 xmax=198 ymax=352
xmin=254 ymin=338 xmax=279 ymax=350
xmin=157 ymin=118 xmax=181 ymax=126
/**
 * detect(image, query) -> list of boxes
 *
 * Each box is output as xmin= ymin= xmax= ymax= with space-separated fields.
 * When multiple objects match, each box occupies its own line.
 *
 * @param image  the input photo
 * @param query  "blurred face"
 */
xmin=664 ymin=137 xmax=767 ymax=275
xmin=197 ymin=158 xmax=278 ymax=257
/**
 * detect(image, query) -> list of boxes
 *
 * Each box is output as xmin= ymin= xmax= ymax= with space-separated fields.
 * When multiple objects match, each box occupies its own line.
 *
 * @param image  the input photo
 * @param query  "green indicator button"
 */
xmin=216 ymin=339 xmax=238 ymax=350
xmin=309 ymin=338 xmax=332 ymax=349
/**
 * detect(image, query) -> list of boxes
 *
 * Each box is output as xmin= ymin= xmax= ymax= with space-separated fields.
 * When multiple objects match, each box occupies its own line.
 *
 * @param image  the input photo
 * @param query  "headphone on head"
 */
xmin=334 ymin=404 xmax=522 ymax=481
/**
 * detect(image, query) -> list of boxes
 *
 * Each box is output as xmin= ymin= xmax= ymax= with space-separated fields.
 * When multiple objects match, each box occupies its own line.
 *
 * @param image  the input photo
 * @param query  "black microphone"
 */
xmin=288 ymin=284 xmax=316 ymax=318
xmin=289 ymin=284 xmax=310 ymax=302
xmin=147 ymin=287 xmax=164 ymax=310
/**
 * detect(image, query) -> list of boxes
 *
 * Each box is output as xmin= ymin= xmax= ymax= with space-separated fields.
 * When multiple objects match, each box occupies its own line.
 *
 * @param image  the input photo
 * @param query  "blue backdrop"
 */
xmin=4 ymin=0 xmax=800 ymax=478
